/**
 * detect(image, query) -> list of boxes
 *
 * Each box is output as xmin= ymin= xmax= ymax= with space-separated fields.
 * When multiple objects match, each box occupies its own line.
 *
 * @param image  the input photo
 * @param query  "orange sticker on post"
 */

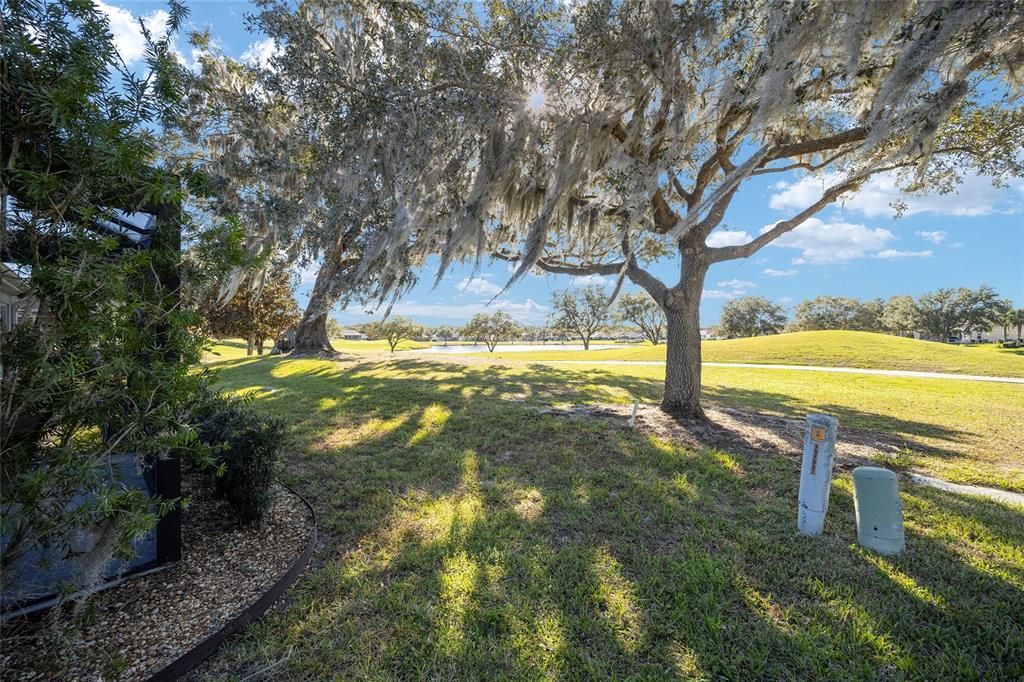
xmin=811 ymin=425 xmax=827 ymax=442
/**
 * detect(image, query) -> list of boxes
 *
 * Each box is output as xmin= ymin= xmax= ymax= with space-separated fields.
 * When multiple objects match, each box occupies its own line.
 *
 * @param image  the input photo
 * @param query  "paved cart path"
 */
xmin=910 ymin=474 xmax=1024 ymax=506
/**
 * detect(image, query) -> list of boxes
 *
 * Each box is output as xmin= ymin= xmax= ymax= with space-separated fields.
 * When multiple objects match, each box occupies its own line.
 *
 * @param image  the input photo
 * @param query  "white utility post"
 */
xmin=797 ymin=413 xmax=839 ymax=535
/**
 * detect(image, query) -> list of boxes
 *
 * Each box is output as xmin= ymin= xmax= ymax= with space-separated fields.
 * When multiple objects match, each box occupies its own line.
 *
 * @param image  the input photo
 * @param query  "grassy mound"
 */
xmin=494 ymin=330 xmax=1024 ymax=378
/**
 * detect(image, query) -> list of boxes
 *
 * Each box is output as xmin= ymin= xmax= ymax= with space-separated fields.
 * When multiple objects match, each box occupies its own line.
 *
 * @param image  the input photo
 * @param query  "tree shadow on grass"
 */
xmin=702 ymin=384 xmax=974 ymax=461
xmin=194 ymin=354 xmax=1022 ymax=680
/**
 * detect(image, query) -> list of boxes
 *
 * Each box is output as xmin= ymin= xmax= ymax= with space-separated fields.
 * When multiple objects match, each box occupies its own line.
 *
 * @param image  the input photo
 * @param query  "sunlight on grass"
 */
xmin=196 ymin=349 xmax=1024 ymax=678
xmin=672 ymin=473 xmax=698 ymax=499
xmin=669 ymin=641 xmax=704 ymax=677
xmin=408 ymin=403 xmax=451 ymax=446
xmin=857 ymin=551 xmax=948 ymax=610
xmin=437 ymin=551 xmax=480 ymax=655
xmin=512 ymin=487 xmax=545 ymax=521
xmin=710 ymin=451 xmax=745 ymax=476
xmin=807 ymin=579 xmax=912 ymax=667
xmin=315 ymin=410 xmax=414 ymax=452
xmin=460 ymin=450 xmax=480 ymax=491
xmin=512 ymin=609 xmax=566 ymax=672
xmin=591 ymin=546 xmax=644 ymax=654
xmin=739 ymin=581 xmax=792 ymax=634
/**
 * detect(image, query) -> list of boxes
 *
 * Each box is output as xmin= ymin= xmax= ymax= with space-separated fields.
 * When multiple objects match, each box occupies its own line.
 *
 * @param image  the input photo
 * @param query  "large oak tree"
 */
xmin=209 ymin=0 xmax=1024 ymax=415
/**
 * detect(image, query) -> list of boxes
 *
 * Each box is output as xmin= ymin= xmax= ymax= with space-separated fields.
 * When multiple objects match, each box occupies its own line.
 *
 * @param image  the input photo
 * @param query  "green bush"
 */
xmin=198 ymin=401 xmax=284 ymax=525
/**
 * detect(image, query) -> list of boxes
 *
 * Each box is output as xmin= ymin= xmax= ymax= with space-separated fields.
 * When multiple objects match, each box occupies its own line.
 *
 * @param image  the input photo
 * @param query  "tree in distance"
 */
xmin=461 ymin=311 xmax=521 ymax=352
xmin=791 ymin=296 xmax=884 ymax=332
xmin=549 ymin=286 xmax=613 ymax=350
xmin=881 ymin=295 xmax=921 ymax=337
xmin=204 ymin=266 xmax=301 ymax=355
xmin=616 ymin=292 xmax=667 ymax=345
xmin=718 ymin=297 xmax=788 ymax=339
xmin=366 ymin=316 xmax=423 ymax=353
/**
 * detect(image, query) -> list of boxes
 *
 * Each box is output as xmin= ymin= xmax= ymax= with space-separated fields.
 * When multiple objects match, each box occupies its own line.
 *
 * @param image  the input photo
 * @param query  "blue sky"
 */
xmin=109 ymin=0 xmax=1024 ymax=326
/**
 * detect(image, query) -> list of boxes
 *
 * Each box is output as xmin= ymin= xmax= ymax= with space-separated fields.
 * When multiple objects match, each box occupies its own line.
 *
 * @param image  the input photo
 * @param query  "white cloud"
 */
xmin=704 ymin=277 xmax=754 ymax=299
xmin=915 ymin=230 xmax=947 ymax=244
xmin=875 ymin=249 xmax=934 ymax=259
xmin=763 ymin=268 xmax=798 ymax=277
xmin=455 ymin=276 xmax=502 ymax=296
xmin=769 ymin=171 xmax=1024 ymax=218
xmin=570 ymin=274 xmax=614 ymax=288
xmin=703 ymin=288 xmax=745 ymax=300
xmin=760 ymin=217 xmax=894 ymax=264
xmin=241 ymin=37 xmax=280 ymax=68
xmin=706 ymin=229 xmax=753 ymax=248
xmin=949 ymin=242 xmax=965 ymax=248
xmin=96 ymin=0 xmax=169 ymax=65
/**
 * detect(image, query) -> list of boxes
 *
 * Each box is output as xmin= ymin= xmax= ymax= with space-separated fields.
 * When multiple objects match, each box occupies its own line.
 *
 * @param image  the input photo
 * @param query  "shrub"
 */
xmin=198 ymin=401 xmax=284 ymax=524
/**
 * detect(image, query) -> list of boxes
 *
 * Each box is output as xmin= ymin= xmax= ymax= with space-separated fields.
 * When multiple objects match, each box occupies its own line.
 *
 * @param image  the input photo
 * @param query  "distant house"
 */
xmin=700 ymin=327 xmax=721 ymax=340
xmin=961 ymin=326 xmax=1013 ymax=343
xmin=915 ymin=326 xmax=1016 ymax=344
xmin=340 ymin=328 xmax=367 ymax=340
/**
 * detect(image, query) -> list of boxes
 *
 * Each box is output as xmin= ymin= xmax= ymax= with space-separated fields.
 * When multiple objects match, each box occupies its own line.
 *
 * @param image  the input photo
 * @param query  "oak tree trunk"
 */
xmin=292 ymin=231 xmax=361 ymax=355
xmin=660 ymin=256 xmax=709 ymax=419
xmin=293 ymin=311 xmax=333 ymax=354
xmin=246 ymin=336 xmax=255 ymax=356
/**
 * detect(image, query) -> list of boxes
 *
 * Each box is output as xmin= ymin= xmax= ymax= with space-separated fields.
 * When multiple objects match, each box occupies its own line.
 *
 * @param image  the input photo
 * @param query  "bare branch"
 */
xmin=750 ymin=149 xmax=852 ymax=176
xmin=707 ymin=178 xmax=862 ymax=262
xmin=626 ymin=259 xmax=668 ymax=303
xmin=493 ymin=250 xmax=625 ymax=276
xmin=763 ymin=127 xmax=869 ymax=163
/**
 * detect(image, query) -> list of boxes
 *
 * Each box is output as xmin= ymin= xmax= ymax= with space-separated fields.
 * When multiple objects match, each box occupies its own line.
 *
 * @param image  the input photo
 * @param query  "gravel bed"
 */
xmin=1 ymin=472 xmax=313 ymax=681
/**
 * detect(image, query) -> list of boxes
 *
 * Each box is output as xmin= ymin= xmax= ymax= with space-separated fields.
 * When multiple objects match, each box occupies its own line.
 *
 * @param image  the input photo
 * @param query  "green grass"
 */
xmin=203 ymin=337 xmax=428 ymax=362
xmin=196 ymin=350 xmax=1023 ymax=680
xmin=489 ymin=331 xmax=1024 ymax=378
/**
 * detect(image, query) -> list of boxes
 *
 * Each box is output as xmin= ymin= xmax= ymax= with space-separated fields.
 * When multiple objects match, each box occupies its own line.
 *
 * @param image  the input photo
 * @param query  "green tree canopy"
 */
xmin=719 ymin=297 xmax=788 ymax=338
xmin=203 ymin=265 xmax=301 ymax=355
xmin=616 ymin=292 xmax=667 ymax=345
xmin=880 ymin=295 xmax=922 ymax=337
xmin=461 ymin=311 xmax=521 ymax=352
xmin=549 ymin=286 xmax=612 ymax=351
xmin=792 ymin=296 xmax=882 ymax=332
xmin=366 ymin=316 xmax=423 ymax=353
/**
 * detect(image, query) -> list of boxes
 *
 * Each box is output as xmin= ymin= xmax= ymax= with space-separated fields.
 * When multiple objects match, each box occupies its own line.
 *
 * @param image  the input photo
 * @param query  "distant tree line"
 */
xmin=717 ymin=286 xmax=1022 ymax=342
xmin=254 ymin=283 xmax=1021 ymax=352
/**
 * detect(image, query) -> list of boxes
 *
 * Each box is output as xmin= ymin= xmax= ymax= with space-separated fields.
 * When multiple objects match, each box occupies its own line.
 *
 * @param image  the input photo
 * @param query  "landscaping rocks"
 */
xmin=0 ymin=472 xmax=313 ymax=681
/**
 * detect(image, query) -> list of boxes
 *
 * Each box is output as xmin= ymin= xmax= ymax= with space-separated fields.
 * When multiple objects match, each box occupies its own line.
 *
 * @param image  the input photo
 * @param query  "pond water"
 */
xmin=412 ymin=344 xmax=619 ymax=354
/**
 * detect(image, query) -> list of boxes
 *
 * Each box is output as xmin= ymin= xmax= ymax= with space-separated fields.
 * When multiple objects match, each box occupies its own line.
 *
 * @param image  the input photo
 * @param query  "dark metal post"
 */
xmin=148 ymin=199 xmax=183 ymax=563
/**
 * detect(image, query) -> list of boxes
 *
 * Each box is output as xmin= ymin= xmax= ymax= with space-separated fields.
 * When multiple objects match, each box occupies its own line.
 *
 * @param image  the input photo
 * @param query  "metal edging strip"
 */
xmin=145 ymin=483 xmax=317 ymax=682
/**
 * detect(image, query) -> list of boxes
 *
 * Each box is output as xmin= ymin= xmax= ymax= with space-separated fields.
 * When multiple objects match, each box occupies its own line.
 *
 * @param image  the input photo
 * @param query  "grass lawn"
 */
xmin=202 ymin=337 xmax=428 ymax=362
xmin=489 ymin=331 xmax=1024 ymax=378
xmin=510 ymin=361 xmax=1022 ymax=493
xmin=197 ymin=351 xmax=1024 ymax=680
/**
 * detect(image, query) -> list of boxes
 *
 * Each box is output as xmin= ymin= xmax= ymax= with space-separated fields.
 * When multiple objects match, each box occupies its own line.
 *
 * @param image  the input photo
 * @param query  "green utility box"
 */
xmin=852 ymin=467 xmax=905 ymax=555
